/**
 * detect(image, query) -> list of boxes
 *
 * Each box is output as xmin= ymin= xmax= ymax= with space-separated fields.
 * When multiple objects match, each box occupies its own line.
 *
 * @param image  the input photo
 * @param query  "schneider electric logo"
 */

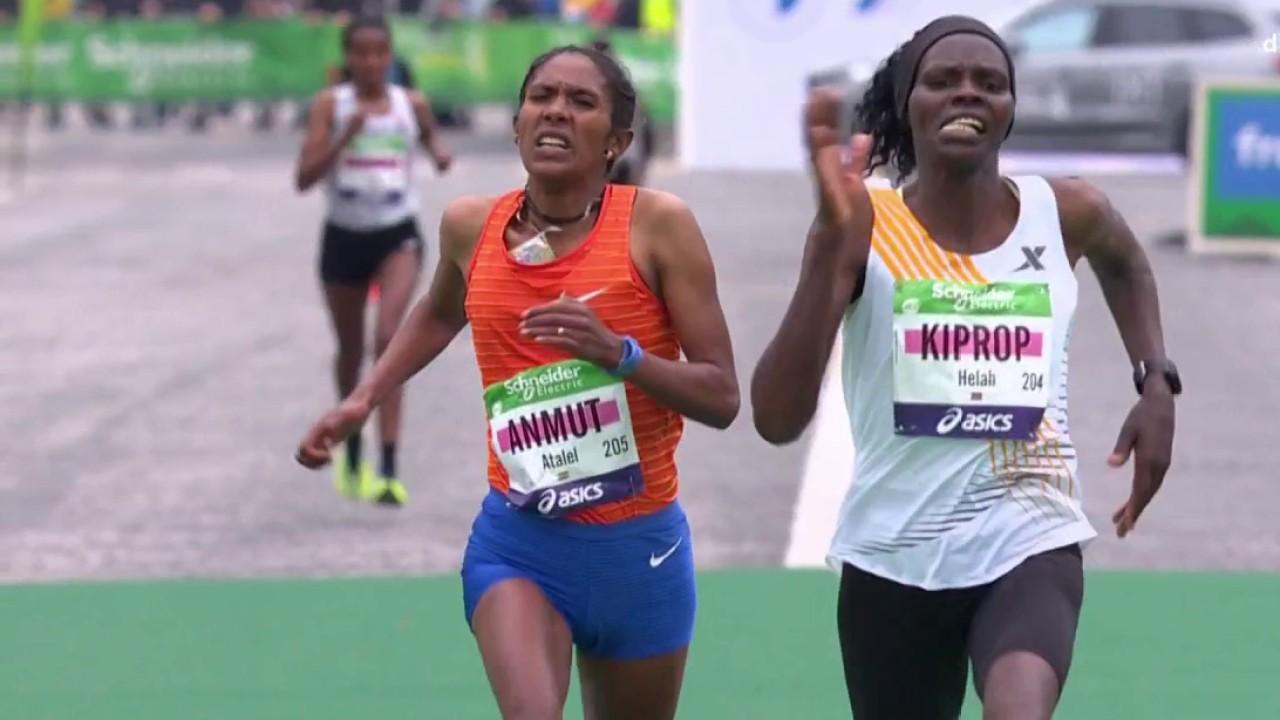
xmin=733 ymin=0 xmax=884 ymax=40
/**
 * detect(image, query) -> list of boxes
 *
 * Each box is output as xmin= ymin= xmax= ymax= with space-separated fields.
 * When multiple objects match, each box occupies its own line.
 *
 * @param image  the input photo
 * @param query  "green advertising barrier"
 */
xmin=1188 ymin=77 xmax=1280 ymax=257
xmin=0 ymin=20 xmax=342 ymax=100
xmin=0 ymin=19 xmax=677 ymax=125
xmin=390 ymin=20 xmax=676 ymax=125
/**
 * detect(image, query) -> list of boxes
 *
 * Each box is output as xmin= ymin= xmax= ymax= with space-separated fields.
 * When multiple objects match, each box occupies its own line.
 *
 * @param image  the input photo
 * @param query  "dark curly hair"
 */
xmin=854 ymin=44 xmax=915 ymax=185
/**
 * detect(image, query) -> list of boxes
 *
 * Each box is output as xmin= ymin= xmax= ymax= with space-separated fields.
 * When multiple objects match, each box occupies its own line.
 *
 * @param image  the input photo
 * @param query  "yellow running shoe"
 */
xmin=332 ymin=448 xmax=377 ymax=501
xmin=372 ymin=475 xmax=409 ymax=507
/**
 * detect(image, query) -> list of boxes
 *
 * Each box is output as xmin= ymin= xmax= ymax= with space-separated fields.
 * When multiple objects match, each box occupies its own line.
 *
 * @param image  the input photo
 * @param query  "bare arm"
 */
xmin=1055 ymin=178 xmax=1168 ymax=370
xmin=1053 ymin=177 xmax=1175 ymax=538
xmin=751 ymin=93 xmax=874 ymax=445
xmin=409 ymin=90 xmax=452 ymax=170
xmin=294 ymin=91 xmax=360 ymax=192
xmin=629 ymin=191 xmax=740 ymax=429
xmin=345 ymin=196 xmax=488 ymax=412
xmin=751 ymin=213 xmax=870 ymax=444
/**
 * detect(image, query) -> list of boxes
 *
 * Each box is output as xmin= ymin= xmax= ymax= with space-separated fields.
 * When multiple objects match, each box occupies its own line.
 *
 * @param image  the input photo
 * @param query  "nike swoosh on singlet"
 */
xmin=575 ymin=287 xmax=609 ymax=303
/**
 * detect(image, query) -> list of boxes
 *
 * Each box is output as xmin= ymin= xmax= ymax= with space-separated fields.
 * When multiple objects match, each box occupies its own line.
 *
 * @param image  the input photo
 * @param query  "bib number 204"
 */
xmin=1022 ymin=372 xmax=1045 ymax=392
xmin=603 ymin=436 xmax=631 ymax=458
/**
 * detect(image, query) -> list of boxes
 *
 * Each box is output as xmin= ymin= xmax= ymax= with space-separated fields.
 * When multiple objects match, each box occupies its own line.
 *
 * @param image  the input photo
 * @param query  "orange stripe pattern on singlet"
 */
xmin=868 ymin=187 xmax=1076 ymax=518
xmin=464 ymin=184 xmax=684 ymax=524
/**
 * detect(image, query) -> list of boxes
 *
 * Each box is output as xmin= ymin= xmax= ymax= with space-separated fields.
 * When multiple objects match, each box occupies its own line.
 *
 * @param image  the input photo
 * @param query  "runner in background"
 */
xmin=295 ymin=15 xmax=453 ymax=507
xmin=752 ymin=15 xmax=1178 ymax=719
xmin=296 ymin=44 xmax=738 ymax=719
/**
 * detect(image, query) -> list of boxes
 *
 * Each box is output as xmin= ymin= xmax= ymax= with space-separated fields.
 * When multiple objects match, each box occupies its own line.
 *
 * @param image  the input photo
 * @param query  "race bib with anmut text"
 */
xmin=892 ymin=279 xmax=1053 ymax=441
xmin=484 ymin=359 xmax=644 ymax=517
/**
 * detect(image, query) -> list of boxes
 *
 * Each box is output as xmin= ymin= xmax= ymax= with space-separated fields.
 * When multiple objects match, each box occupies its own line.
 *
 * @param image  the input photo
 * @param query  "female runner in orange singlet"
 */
xmin=295 ymin=45 xmax=739 ymax=720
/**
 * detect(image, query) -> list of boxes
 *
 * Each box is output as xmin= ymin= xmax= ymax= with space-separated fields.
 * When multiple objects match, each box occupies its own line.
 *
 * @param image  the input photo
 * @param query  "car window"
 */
xmin=1094 ymin=5 xmax=1193 ymax=46
xmin=1187 ymin=8 xmax=1253 ymax=41
xmin=1009 ymin=6 xmax=1100 ymax=53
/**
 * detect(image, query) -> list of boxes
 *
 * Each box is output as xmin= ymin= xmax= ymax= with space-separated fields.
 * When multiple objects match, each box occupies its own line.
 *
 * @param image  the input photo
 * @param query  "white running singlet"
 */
xmin=829 ymin=175 xmax=1097 ymax=590
xmin=325 ymin=82 xmax=420 ymax=231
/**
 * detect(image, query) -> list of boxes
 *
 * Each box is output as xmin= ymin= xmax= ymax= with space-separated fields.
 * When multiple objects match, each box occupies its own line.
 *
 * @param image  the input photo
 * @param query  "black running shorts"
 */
xmin=837 ymin=543 xmax=1084 ymax=719
xmin=319 ymin=217 xmax=424 ymax=286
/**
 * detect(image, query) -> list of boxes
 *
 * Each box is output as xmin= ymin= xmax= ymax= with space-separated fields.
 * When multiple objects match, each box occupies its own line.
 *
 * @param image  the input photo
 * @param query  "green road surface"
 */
xmin=2 ymin=569 xmax=1277 ymax=719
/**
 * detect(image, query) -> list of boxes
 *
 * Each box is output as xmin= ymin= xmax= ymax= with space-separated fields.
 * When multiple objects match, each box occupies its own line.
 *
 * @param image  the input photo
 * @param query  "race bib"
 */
xmin=485 ymin=359 xmax=644 ymax=517
xmin=335 ymin=133 xmax=410 ymax=204
xmin=892 ymin=279 xmax=1053 ymax=441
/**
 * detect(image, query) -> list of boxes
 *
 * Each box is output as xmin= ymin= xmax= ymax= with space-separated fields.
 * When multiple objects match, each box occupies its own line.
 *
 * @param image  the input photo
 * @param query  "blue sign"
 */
xmin=1213 ymin=95 xmax=1280 ymax=200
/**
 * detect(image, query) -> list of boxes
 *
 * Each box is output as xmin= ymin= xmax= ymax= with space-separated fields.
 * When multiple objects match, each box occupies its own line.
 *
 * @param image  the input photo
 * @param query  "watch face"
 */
xmin=1135 ymin=360 xmax=1181 ymax=395
xmin=1165 ymin=361 xmax=1182 ymax=394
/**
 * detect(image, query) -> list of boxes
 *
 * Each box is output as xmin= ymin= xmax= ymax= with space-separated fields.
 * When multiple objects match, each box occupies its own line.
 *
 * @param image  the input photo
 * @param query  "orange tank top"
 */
xmin=464 ymin=185 xmax=684 ymax=524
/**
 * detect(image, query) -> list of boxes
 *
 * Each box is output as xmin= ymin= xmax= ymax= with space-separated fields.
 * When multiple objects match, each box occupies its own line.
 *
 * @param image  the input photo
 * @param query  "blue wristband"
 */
xmin=609 ymin=336 xmax=644 ymax=378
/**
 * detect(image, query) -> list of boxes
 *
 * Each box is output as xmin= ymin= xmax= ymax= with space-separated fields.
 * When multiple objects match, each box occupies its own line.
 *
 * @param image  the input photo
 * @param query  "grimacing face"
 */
xmin=907 ymin=33 xmax=1014 ymax=171
xmin=515 ymin=52 xmax=630 ymax=181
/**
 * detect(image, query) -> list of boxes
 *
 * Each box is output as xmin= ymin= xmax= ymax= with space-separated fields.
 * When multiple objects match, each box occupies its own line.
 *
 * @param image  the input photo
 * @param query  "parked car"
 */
xmin=812 ymin=0 xmax=1280 ymax=155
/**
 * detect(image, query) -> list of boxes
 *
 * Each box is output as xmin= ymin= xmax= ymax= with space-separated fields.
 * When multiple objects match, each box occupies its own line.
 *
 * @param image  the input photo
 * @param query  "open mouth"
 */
xmin=534 ymin=131 xmax=572 ymax=151
xmin=939 ymin=115 xmax=988 ymax=138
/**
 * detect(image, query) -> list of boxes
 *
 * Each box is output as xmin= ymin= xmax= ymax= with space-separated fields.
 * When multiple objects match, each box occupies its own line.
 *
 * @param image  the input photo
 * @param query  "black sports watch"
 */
xmin=1133 ymin=359 xmax=1182 ymax=396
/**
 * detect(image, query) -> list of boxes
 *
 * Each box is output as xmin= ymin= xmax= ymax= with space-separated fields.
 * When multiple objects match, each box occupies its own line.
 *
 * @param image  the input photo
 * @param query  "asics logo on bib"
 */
xmin=937 ymin=407 xmax=965 ymax=434
xmin=537 ymin=483 xmax=605 ymax=515
xmin=936 ymin=407 xmax=1015 ymax=435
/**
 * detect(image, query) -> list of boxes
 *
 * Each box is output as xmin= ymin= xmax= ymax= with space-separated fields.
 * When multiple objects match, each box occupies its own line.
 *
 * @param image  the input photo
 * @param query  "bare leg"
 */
xmin=371 ymin=247 xmax=421 ymax=456
xmin=472 ymin=578 xmax=574 ymax=720
xmin=577 ymin=647 xmax=689 ymax=720
xmin=323 ymin=283 xmax=368 ymax=408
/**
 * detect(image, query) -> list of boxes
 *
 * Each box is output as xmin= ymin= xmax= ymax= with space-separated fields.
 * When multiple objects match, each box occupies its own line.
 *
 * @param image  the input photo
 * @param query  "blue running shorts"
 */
xmin=461 ymin=489 xmax=696 ymax=660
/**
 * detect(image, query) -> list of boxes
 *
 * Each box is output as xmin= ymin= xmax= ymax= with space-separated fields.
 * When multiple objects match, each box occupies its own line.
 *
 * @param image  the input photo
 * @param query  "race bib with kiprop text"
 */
xmin=484 ymin=359 xmax=643 ymax=517
xmin=892 ymin=279 xmax=1052 ymax=441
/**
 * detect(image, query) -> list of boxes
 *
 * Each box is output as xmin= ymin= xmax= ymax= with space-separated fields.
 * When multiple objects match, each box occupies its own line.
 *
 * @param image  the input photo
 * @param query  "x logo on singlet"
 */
xmin=1014 ymin=246 xmax=1046 ymax=272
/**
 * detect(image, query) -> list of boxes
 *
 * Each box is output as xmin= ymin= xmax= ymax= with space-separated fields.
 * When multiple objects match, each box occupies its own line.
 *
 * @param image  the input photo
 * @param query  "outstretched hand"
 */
xmin=804 ymin=88 xmax=874 ymax=261
xmin=1107 ymin=386 xmax=1175 ymax=537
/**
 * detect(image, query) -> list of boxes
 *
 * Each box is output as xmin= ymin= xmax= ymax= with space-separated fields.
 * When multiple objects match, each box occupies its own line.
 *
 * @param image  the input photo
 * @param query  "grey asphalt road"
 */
xmin=2 ymin=128 xmax=1278 ymax=584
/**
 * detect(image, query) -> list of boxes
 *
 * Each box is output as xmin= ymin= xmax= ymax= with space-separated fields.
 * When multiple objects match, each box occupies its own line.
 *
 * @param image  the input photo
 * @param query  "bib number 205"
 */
xmin=602 ymin=436 xmax=631 ymax=458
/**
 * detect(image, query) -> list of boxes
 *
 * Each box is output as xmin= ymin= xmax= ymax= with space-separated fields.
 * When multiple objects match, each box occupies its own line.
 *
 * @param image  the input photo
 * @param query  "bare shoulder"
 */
xmin=1048 ymin=176 xmax=1114 ymax=243
xmin=439 ymin=195 xmax=500 ymax=268
xmin=312 ymin=87 xmax=337 ymax=111
xmin=406 ymin=89 xmax=431 ymax=110
xmin=631 ymin=187 xmax=703 ymax=257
